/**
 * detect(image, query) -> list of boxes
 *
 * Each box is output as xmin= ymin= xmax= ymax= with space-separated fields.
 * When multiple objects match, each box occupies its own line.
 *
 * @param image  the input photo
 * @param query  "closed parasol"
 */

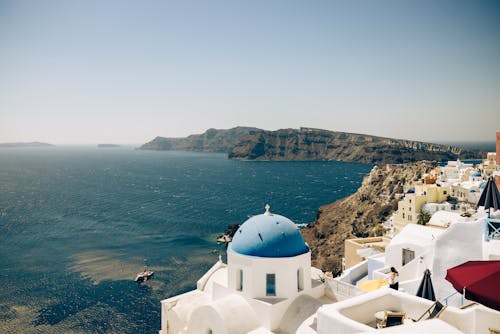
xmin=477 ymin=177 xmax=500 ymax=216
xmin=416 ymin=269 xmax=436 ymax=301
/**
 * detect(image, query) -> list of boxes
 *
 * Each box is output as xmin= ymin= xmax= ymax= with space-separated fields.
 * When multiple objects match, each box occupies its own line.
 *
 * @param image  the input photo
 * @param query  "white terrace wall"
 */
xmin=432 ymin=218 xmax=484 ymax=304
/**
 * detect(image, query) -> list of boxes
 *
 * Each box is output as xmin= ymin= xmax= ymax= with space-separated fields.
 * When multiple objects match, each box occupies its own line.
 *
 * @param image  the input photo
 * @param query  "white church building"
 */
xmin=159 ymin=205 xmax=334 ymax=334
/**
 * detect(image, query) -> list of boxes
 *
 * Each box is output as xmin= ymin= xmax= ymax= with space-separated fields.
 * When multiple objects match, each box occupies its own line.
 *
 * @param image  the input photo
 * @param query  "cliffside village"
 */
xmin=158 ymin=133 xmax=500 ymax=334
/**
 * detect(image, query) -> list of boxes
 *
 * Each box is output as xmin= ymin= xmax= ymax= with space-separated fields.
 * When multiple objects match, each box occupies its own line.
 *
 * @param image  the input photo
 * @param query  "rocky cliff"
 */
xmin=140 ymin=127 xmax=259 ymax=153
xmin=301 ymin=161 xmax=437 ymax=276
xmin=229 ymin=127 xmax=483 ymax=163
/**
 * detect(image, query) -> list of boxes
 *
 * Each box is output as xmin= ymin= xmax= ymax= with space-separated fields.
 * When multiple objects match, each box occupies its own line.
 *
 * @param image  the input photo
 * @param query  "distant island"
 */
xmin=139 ymin=127 xmax=484 ymax=164
xmin=97 ymin=144 xmax=120 ymax=148
xmin=0 ymin=142 xmax=54 ymax=148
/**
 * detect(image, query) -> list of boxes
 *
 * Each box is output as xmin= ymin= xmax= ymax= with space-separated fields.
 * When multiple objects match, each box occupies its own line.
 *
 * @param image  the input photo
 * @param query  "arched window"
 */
xmin=266 ymin=273 xmax=276 ymax=296
xmin=297 ymin=268 xmax=304 ymax=291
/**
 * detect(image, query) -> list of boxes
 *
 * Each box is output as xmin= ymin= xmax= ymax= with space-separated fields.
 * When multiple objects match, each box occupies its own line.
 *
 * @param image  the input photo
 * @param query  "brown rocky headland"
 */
xmin=228 ymin=128 xmax=483 ymax=164
xmin=140 ymin=127 xmax=259 ymax=153
xmin=140 ymin=127 xmax=484 ymax=164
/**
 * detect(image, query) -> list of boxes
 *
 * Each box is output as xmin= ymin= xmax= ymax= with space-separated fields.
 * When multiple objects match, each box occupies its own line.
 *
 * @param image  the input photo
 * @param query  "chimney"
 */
xmin=497 ymin=131 xmax=500 ymax=165
xmin=496 ymin=132 xmax=500 ymax=188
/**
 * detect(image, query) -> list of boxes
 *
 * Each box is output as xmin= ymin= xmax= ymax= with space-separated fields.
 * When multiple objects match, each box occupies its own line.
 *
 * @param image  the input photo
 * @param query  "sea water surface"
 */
xmin=0 ymin=147 xmax=371 ymax=333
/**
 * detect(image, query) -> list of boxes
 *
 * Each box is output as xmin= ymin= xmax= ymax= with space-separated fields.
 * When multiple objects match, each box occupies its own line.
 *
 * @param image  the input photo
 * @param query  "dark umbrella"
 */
xmin=477 ymin=177 xmax=500 ymax=218
xmin=445 ymin=260 xmax=500 ymax=311
xmin=416 ymin=269 xmax=436 ymax=301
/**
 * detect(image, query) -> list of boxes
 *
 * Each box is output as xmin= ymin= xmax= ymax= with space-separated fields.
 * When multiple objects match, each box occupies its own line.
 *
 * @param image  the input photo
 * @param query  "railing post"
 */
xmin=490 ymin=218 xmax=500 ymax=240
xmin=485 ymin=218 xmax=490 ymax=242
xmin=443 ymin=291 xmax=458 ymax=306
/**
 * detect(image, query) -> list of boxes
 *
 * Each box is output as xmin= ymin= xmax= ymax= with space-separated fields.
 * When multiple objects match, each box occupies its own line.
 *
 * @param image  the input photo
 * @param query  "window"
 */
xmin=297 ymin=268 xmax=304 ymax=291
xmin=402 ymin=248 xmax=415 ymax=266
xmin=266 ymin=273 xmax=276 ymax=296
xmin=402 ymin=213 xmax=405 ymax=219
xmin=237 ymin=269 xmax=243 ymax=291
xmin=443 ymin=191 xmax=447 ymax=195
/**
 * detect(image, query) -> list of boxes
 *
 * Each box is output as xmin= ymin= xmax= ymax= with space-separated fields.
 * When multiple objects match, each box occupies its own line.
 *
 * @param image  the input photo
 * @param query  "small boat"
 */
xmin=134 ymin=265 xmax=154 ymax=283
xmin=216 ymin=234 xmax=232 ymax=244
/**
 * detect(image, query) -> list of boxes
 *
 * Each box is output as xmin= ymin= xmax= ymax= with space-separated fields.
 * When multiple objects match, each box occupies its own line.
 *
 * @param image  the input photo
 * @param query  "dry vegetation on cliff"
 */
xmin=301 ymin=161 xmax=437 ymax=276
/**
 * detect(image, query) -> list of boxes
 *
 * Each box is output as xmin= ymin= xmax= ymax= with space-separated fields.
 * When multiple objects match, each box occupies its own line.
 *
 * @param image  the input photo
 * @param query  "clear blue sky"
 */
xmin=1 ymin=0 xmax=499 ymax=144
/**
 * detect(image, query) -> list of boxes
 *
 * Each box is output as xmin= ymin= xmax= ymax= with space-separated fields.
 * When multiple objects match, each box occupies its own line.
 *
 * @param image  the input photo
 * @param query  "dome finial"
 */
xmin=264 ymin=204 xmax=271 ymax=216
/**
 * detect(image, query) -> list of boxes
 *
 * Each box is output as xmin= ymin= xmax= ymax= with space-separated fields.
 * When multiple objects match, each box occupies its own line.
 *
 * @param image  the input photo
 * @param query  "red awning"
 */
xmin=445 ymin=260 xmax=500 ymax=311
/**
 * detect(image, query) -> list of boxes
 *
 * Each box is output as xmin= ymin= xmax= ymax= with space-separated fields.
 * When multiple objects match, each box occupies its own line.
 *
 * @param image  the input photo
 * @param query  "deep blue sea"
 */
xmin=0 ymin=147 xmax=371 ymax=333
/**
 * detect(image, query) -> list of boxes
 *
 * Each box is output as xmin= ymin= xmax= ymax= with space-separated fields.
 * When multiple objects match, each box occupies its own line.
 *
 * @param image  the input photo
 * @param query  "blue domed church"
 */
xmin=159 ymin=206 xmax=331 ymax=334
xmin=228 ymin=204 xmax=312 ymax=301
xmin=230 ymin=204 xmax=310 ymax=257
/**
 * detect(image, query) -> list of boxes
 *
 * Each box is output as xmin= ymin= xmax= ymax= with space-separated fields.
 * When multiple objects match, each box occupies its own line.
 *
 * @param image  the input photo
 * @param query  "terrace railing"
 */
xmin=327 ymin=279 xmax=364 ymax=298
xmin=443 ymin=291 xmax=464 ymax=307
xmin=485 ymin=218 xmax=500 ymax=241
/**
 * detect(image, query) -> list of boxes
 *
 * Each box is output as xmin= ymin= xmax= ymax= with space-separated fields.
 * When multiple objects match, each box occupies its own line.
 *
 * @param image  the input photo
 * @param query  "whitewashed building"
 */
xmin=159 ymin=205 xmax=500 ymax=334
xmin=159 ymin=205 xmax=334 ymax=334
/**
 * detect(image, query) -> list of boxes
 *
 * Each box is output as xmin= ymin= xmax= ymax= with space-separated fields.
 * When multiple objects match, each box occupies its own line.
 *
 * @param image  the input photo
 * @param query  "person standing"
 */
xmin=389 ymin=267 xmax=399 ymax=290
